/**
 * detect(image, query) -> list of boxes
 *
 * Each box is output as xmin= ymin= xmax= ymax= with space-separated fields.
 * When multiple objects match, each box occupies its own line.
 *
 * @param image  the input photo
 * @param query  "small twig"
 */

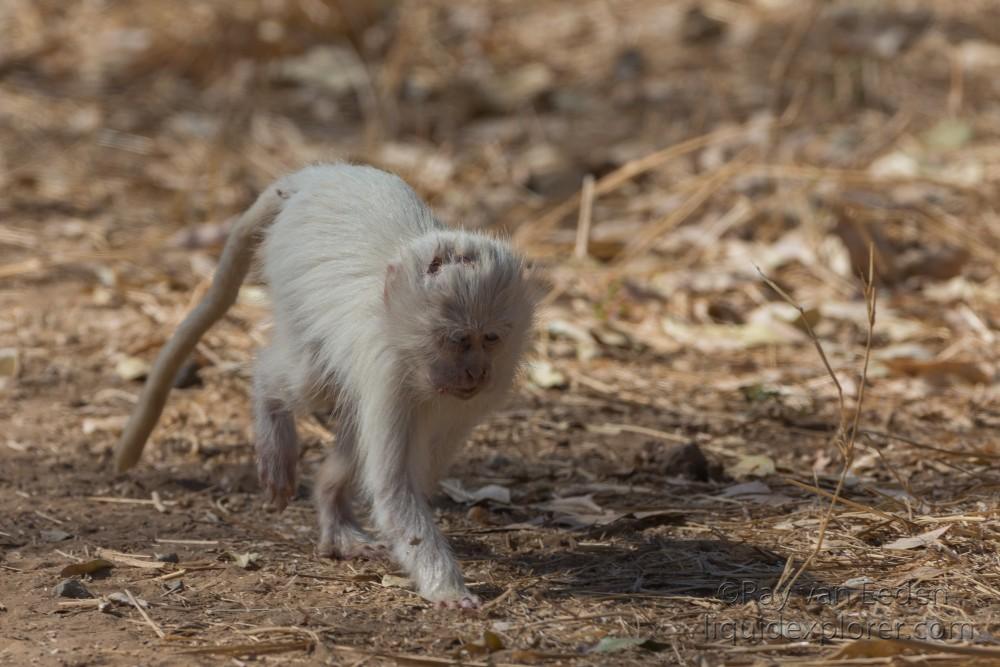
xmin=587 ymin=422 xmax=689 ymax=444
xmin=519 ymin=610 xmax=638 ymax=630
xmin=573 ymin=174 xmax=595 ymax=260
xmin=57 ymin=599 xmax=105 ymax=608
xmin=34 ymin=510 xmax=65 ymax=525
xmin=155 ymin=538 xmax=219 ymax=545
xmin=124 ymin=588 xmax=165 ymax=639
xmin=86 ymin=496 xmax=178 ymax=507
xmin=480 ymin=583 xmax=518 ymax=611
xmin=54 ymin=549 xmax=83 ymax=562
xmin=95 ymin=548 xmax=167 ymax=570
xmin=150 ymin=491 xmax=167 ymax=513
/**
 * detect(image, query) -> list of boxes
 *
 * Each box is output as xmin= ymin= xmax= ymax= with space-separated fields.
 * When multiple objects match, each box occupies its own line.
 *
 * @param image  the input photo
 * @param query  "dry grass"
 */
xmin=1 ymin=1 xmax=999 ymax=665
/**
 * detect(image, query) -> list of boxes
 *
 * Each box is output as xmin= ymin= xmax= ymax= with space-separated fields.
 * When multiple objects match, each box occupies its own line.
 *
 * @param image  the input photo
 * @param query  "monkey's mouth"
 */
xmin=448 ymin=386 xmax=481 ymax=400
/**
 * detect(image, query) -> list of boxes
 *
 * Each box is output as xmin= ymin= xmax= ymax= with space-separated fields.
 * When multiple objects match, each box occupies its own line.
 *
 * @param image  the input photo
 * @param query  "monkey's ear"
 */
xmin=521 ymin=264 xmax=549 ymax=308
xmin=383 ymin=262 xmax=401 ymax=306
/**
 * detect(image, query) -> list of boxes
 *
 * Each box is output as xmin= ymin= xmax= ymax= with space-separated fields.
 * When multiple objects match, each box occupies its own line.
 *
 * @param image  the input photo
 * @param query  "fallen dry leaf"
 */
xmin=883 ymin=358 xmax=990 ymax=385
xmin=225 ymin=552 xmax=261 ymax=570
xmin=60 ymin=559 xmax=114 ymax=577
xmin=527 ymin=360 xmax=568 ymax=389
xmin=727 ymin=454 xmax=776 ymax=478
xmin=439 ymin=479 xmax=511 ymax=505
xmin=883 ymin=525 xmax=951 ymax=550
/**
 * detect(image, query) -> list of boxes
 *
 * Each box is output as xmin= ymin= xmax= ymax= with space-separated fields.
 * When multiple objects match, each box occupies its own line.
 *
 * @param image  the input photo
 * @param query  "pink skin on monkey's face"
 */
xmin=430 ymin=330 xmax=501 ymax=400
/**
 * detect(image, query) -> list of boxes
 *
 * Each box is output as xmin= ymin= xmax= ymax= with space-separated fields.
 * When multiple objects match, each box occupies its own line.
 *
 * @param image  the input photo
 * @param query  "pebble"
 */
xmin=54 ymin=579 xmax=93 ymax=599
xmin=115 ymin=356 xmax=149 ymax=382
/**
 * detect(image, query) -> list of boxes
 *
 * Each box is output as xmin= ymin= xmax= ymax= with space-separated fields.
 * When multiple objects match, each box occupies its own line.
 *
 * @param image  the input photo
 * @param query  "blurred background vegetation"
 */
xmin=1 ymin=2 xmax=999 ymax=663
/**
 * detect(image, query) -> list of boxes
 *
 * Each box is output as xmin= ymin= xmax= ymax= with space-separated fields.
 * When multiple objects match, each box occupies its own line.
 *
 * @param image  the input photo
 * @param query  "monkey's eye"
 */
xmin=450 ymin=333 xmax=471 ymax=348
xmin=427 ymin=257 xmax=442 ymax=274
xmin=484 ymin=332 xmax=500 ymax=345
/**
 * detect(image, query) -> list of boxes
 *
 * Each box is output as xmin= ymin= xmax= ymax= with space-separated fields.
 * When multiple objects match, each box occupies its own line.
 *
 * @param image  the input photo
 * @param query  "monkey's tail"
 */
xmin=114 ymin=183 xmax=290 ymax=472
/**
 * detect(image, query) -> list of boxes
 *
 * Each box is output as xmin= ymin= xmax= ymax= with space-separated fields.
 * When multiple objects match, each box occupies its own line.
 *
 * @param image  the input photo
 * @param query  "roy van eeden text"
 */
xmin=716 ymin=579 xmax=952 ymax=611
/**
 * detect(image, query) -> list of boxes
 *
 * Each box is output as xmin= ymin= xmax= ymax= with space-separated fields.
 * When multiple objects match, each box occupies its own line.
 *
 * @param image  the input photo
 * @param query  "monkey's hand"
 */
xmin=256 ymin=447 xmax=298 ymax=511
xmin=420 ymin=579 xmax=482 ymax=611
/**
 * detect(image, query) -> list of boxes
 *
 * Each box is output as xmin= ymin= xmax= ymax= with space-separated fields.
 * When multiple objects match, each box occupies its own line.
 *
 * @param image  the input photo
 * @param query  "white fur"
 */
xmin=253 ymin=163 xmax=537 ymax=606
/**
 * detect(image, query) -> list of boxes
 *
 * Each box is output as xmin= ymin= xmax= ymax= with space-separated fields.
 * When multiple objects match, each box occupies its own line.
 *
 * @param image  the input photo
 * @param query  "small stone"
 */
xmin=54 ymin=579 xmax=93 ymax=599
xmin=164 ymin=580 xmax=184 ymax=593
xmin=154 ymin=552 xmax=179 ymax=563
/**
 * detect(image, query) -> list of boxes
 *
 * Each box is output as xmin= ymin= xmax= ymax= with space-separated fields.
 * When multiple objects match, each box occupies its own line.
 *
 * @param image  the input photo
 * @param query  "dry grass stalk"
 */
xmin=861 ymin=429 xmax=1000 ymax=461
xmin=758 ymin=246 xmax=877 ymax=599
xmin=619 ymin=149 xmax=753 ymax=261
xmin=178 ymin=639 xmax=314 ymax=657
xmin=769 ymin=0 xmax=822 ymax=116
xmin=515 ymin=124 xmax=756 ymax=245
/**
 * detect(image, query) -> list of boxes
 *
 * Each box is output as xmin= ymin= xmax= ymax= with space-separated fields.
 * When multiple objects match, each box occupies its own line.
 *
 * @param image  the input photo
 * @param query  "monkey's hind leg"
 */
xmin=314 ymin=433 xmax=383 ymax=560
xmin=252 ymin=349 xmax=300 ymax=511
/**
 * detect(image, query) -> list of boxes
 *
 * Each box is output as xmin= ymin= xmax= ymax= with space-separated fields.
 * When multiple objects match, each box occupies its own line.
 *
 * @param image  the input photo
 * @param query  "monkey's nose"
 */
xmin=465 ymin=366 xmax=488 ymax=383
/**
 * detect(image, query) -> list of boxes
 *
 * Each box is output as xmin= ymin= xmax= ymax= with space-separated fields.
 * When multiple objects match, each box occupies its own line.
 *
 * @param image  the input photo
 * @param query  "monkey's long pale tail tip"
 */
xmin=113 ymin=440 xmax=141 ymax=473
xmin=113 ymin=420 xmax=149 ymax=473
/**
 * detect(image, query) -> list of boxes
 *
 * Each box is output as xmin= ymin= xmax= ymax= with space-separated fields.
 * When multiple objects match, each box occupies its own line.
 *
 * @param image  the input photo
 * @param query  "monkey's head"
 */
xmin=384 ymin=231 xmax=542 ymax=401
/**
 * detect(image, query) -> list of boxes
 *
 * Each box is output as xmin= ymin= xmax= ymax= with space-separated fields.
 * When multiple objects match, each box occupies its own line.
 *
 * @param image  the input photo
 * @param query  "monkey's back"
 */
xmin=261 ymin=163 xmax=443 ymax=390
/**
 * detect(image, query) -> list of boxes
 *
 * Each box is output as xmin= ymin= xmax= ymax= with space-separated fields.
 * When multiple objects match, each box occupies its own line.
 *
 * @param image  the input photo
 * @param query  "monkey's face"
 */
xmin=429 ymin=329 xmax=501 ymax=400
xmin=384 ymin=231 xmax=542 ymax=402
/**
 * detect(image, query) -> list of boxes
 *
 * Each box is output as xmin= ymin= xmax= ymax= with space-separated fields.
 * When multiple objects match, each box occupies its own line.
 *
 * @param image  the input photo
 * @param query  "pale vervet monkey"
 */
xmin=114 ymin=163 xmax=541 ymax=608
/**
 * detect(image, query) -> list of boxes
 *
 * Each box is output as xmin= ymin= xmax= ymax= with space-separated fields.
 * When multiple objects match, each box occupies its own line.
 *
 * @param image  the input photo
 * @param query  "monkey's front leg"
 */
xmin=361 ymin=413 xmax=479 ymax=609
xmin=377 ymin=480 xmax=479 ymax=609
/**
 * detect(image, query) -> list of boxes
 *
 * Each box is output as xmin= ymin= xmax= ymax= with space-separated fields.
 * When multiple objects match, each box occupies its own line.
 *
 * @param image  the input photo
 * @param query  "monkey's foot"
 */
xmin=424 ymin=587 xmax=482 ymax=611
xmin=316 ymin=529 xmax=389 ymax=561
xmin=257 ymin=452 xmax=297 ymax=512
xmin=435 ymin=594 xmax=481 ymax=611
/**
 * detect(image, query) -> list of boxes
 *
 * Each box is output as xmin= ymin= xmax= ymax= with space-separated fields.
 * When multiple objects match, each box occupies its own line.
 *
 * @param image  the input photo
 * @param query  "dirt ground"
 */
xmin=2 ymin=1 xmax=999 ymax=665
